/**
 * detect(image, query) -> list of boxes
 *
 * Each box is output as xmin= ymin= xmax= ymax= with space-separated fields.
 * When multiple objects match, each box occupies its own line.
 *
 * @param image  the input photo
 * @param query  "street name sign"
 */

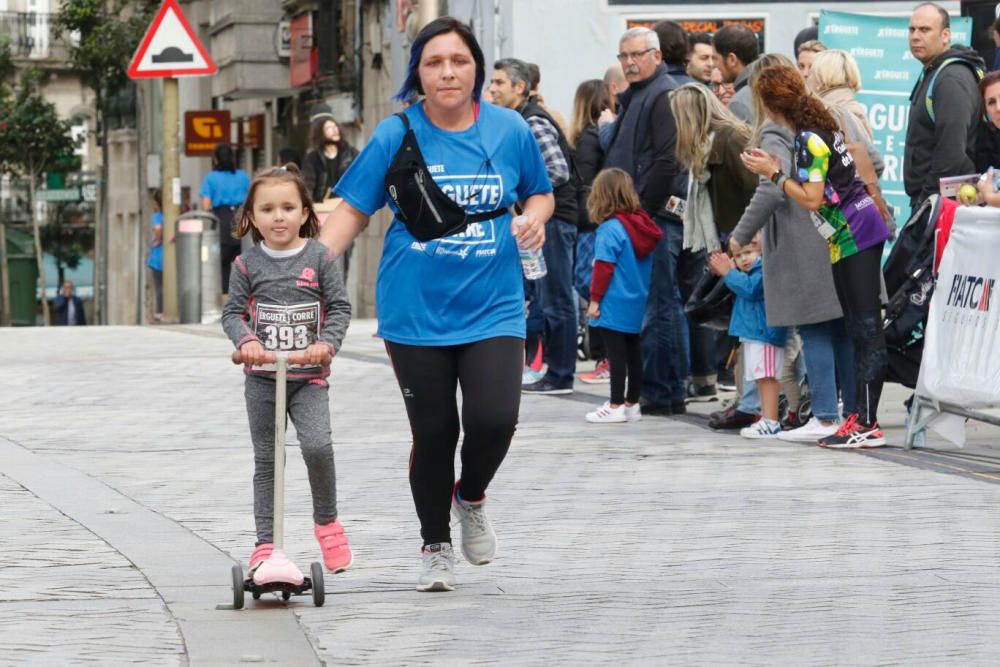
xmin=36 ymin=188 xmax=81 ymax=202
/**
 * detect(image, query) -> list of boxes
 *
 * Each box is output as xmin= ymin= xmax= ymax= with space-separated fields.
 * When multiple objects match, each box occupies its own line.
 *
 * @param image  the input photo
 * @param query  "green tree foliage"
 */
xmin=54 ymin=0 xmax=156 ymax=323
xmin=0 ymin=47 xmax=80 ymax=325
xmin=0 ymin=73 xmax=78 ymax=177
xmin=54 ymin=0 xmax=156 ymax=112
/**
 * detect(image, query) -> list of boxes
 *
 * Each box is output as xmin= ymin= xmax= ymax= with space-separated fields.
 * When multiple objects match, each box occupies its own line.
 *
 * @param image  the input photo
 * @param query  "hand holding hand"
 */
xmin=512 ymin=213 xmax=545 ymax=253
xmin=587 ymin=300 xmax=600 ymax=319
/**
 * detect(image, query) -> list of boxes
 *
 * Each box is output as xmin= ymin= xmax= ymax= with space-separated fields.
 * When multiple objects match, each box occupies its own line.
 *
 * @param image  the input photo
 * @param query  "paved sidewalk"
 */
xmin=3 ymin=322 xmax=1000 ymax=665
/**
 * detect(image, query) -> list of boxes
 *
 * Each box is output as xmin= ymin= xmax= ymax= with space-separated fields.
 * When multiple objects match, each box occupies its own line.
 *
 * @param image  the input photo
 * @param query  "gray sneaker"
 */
xmin=452 ymin=493 xmax=497 ymax=565
xmin=417 ymin=543 xmax=456 ymax=592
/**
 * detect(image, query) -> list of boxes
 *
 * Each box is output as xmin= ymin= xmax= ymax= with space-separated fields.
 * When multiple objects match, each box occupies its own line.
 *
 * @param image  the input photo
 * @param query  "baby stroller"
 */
xmin=881 ymin=195 xmax=948 ymax=389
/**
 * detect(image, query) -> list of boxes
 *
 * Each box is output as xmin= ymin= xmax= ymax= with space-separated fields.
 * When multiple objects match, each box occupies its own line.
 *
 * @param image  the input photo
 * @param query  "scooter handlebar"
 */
xmin=231 ymin=350 xmax=293 ymax=365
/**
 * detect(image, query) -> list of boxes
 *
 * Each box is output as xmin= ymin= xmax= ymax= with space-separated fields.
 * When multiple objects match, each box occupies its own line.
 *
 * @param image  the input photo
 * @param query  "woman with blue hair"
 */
xmin=320 ymin=16 xmax=554 ymax=592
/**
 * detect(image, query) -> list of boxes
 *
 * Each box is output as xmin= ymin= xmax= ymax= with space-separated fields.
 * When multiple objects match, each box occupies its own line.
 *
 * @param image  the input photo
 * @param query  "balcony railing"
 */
xmin=0 ymin=12 xmax=72 ymax=63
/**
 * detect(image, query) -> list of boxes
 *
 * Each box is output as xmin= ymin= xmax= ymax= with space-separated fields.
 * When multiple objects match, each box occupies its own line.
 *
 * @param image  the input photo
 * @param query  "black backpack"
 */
xmin=882 ymin=196 xmax=939 ymax=360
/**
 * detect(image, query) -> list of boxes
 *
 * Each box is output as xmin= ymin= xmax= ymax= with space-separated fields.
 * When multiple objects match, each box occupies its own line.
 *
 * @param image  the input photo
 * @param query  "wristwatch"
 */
xmin=769 ymin=169 xmax=782 ymax=185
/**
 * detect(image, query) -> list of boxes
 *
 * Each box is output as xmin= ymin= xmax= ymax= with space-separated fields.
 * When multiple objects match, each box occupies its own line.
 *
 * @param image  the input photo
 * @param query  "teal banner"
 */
xmin=818 ymin=10 xmax=972 ymax=218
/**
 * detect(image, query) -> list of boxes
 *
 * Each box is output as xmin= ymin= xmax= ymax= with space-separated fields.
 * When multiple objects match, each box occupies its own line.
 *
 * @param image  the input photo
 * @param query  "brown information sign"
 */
xmin=238 ymin=114 xmax=265 ymax=149
xmin=184 ymin=110 xmax=231 ymax=156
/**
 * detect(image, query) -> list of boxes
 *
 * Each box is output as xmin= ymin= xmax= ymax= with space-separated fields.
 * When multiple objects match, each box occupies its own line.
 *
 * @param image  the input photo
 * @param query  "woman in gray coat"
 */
xmin=728 ymin=54 xmax=855 ymax=442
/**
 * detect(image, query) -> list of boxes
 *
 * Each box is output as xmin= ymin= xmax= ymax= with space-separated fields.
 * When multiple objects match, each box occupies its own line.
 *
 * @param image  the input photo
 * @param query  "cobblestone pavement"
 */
xmin=4 ymin=323 xmax=1000 ymax=665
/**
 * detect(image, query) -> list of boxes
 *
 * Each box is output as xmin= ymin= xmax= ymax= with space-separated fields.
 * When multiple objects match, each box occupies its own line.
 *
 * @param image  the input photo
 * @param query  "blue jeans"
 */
xmin=798 ymin=318 xmax=855 ymax=421
xmin=538 ymin=219 xmax=578 ymax=388
xmin=738 ymin=377 xmax=761 ymax=413
xmin=640 ymin=216 xmax=687 ymax=404
xmin=574 ymin=231 xmax=596 ymax=301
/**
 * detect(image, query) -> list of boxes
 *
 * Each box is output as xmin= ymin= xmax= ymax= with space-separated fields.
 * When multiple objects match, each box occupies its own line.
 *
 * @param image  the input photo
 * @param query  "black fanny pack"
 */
xmin=384 ymin=112 xmax=505 ymax=242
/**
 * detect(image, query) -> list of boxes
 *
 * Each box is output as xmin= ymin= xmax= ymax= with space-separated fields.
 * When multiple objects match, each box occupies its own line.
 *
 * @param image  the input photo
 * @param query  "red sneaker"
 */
xmin=314 ymin=519 xmax=353 ymax=572
xmin=818 ymin=414 xmax=886 ymax=449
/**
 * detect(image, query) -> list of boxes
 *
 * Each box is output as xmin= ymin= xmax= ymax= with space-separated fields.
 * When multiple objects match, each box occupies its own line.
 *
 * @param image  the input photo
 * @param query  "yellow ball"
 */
xmin=959 ymin=183 xmax=978 ymax=205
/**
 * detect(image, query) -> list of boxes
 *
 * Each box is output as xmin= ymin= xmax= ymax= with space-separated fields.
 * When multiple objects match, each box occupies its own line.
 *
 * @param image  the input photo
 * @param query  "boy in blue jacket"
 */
xmin=709 ymin=237 xmax=787 ymax=439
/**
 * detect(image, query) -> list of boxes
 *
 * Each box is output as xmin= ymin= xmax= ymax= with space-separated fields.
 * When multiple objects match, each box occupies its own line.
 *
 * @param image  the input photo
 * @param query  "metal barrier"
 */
xmin=904 ymin=206 xmax=1000 ymax=449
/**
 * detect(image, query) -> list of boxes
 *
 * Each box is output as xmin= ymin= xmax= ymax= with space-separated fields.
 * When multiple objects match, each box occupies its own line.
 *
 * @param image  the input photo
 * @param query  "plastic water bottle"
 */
xmin=514 ymin=215 xmax=547 ymax=279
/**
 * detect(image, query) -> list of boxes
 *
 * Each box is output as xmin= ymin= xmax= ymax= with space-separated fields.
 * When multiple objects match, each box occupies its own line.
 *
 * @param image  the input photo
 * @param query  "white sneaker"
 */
xmin=585 ymin=402 xmax=627 ymax=423
xmin=777 ymin=416 xmax=840 ymax=443
xmin=416 ymin=543 xmax=456 ymax=592
xmin=740 ymin=418 xmax=781 ymax=439
xmin=521 ymin=367 xmax=544 ymax=385
xmin=451 ymin=491 xmax=497 ymax=565
xmin=625 ymin=403 xmax=642 ymax=422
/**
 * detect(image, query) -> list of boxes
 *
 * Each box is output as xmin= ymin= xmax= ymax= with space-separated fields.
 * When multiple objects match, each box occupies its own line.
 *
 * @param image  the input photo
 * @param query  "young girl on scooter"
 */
xmin=221 ymin=164 xmax=353 ymax=576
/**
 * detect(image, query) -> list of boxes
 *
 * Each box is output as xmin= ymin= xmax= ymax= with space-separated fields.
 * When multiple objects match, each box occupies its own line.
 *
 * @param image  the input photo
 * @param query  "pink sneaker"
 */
xmin=579 ymin=359 xmax=610 ymax=384
xmin=314 ymin=519 xmax=353 ymax=573
xmin=252 ymin=548 xmax=304 ymax=586
xmin=249 ymin=543 xmax=273 ymax=572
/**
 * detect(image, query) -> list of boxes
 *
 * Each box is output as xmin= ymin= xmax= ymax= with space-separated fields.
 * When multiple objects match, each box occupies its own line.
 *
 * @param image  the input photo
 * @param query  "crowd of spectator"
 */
xmin=507 ymin=1 xmax=996 ymax=448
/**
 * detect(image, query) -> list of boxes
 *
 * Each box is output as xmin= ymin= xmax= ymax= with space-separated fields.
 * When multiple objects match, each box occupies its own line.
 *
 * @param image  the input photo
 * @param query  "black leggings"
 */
xmin=831 ymin=243 xmax=887 ymax=426
xmin=599 ymin=328 xmax=642 ymax=405
xmin=386 ymin=336 xmax=522 ymax=546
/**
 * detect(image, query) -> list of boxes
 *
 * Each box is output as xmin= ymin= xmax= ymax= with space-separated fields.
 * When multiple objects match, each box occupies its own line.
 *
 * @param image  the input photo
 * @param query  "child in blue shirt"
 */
xmin=709 ymin=236 xmax=788 ymax=439
xmin=585 ymin=168 xmax=663 ymax=424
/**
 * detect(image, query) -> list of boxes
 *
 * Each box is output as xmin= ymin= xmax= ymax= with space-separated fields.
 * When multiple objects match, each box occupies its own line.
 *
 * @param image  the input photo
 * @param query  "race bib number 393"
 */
xmin=254 ymin=302 xmax=321 ymax=351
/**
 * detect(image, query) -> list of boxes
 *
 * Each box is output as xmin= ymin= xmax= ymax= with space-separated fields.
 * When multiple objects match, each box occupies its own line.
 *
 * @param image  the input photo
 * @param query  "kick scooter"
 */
xmin=230 ymin=351 xmax=324 ymax=609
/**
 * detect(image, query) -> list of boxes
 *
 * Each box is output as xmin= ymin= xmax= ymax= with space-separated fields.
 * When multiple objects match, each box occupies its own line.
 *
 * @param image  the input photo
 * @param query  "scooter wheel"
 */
xmin=311 ymin=562 xmax=325 ymax=607
xmin=231 ymin=564 xmax=245 ymax=610
xmin=252 ymin=592 xmax=261 ymax=600
xmin=282 ymin=591 xmax=292 ymax=601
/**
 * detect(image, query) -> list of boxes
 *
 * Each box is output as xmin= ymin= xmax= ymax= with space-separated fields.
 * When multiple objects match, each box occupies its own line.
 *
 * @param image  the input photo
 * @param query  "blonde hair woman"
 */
xmin=670 ymin=82 xmax=756 ymax=241
xmin=796 ymin=39 xmax=827 ymax=79
xmin=807 ymin=49 xmax=873 ymax=142
xmin=670 ymin=82 xmax=757 ymax=403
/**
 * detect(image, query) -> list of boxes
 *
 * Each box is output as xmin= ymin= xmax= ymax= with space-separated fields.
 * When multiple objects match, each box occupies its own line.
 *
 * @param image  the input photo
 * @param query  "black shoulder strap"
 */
xmin=389 ymin=111 xmax=505 ymax=224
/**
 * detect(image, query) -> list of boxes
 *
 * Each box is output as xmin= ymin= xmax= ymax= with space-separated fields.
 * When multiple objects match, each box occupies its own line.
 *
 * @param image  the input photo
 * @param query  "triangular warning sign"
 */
xmin=128 ymin=0 xmax=216 ymax=79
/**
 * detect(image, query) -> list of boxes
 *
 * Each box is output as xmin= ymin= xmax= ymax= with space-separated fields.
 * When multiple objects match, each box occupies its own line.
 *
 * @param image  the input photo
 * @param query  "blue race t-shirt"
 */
xmin=200 ymin=169 xmax=251 ymax=207
xmin=147 ymin=211 xmax=163 ymax=272
xmin=588 ymin=218 xmax=652 ymax=334
xmin=334 ymin=102 xmax=552 ymax=345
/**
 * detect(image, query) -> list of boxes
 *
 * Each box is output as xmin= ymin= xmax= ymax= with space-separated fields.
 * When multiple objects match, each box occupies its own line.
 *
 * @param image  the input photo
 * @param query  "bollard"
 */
xmin=175 ymin=217 xmax=203 ymax=324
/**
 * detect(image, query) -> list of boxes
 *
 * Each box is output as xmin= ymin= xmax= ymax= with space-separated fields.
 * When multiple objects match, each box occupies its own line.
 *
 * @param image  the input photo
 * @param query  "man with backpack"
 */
xmin=905 ymin=2 xmax=986 ymax=212
xmin=491 ymin=58 xmax=580 ymax=395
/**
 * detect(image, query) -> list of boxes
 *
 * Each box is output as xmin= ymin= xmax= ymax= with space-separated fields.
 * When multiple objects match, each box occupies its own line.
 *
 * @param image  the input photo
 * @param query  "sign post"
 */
xmin=128 ymin=0 xmax=217 ymax=322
